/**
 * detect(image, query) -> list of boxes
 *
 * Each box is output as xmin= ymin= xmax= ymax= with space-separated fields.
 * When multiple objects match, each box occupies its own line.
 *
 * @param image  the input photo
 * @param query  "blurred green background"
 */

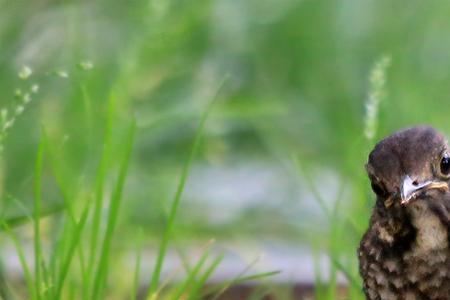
xmin=1 ymin=0 xmax=450 ymax=299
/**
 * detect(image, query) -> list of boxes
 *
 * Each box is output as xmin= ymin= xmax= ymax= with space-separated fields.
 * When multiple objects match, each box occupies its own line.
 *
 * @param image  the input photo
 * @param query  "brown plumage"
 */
xmin=359 ymin=126 xmax=450 ymax=300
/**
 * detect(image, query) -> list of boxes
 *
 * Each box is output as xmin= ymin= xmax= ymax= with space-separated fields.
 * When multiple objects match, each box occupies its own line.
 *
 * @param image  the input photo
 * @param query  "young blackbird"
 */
xmin=359 ymin=126 xmax=450 ymax=300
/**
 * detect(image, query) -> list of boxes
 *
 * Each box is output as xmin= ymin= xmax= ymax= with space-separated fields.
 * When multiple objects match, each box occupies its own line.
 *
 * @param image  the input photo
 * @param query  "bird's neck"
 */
xmin=407 ymin=201 xmax=448 ymax=252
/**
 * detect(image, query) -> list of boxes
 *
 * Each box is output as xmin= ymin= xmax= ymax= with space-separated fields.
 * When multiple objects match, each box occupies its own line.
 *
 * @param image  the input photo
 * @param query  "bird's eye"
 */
xmin=371 ymin=182 xmax=387 ymax=197
xmin=440 ymin=155 xmax=450 ymax=176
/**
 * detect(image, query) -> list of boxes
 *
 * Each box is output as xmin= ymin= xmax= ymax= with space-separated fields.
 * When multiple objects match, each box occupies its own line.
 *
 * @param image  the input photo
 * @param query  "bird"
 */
xmin=358 ymin=125 xmax=450 ymax=300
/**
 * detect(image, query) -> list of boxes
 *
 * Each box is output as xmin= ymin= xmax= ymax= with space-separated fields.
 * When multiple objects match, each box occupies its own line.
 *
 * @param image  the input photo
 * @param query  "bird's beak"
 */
xmin=401 ymin=175 xmax=449 ymax=205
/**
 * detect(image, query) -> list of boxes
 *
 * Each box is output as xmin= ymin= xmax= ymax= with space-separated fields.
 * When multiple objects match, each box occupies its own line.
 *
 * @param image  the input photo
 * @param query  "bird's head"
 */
xmin=366 ymin=126 xmax=450 ymax=209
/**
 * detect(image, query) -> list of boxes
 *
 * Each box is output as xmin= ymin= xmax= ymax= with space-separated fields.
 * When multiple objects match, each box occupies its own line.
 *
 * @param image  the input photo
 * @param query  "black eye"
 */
xmin=440 ymin=156 xmax=450 ymax=175
xmin=371 ymin=182 xmax=387 ymax=197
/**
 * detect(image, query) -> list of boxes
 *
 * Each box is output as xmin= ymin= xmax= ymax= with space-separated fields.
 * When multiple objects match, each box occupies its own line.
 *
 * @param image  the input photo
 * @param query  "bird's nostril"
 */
xmin=412 ymin=180 xmax=419 ymax=186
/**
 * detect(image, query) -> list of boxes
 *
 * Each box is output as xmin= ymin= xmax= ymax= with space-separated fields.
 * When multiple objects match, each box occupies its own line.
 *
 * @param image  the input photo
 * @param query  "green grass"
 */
xmin=5 ymin=100 xmax=139 ymax=299
xmin=0 ymin=76 xmax=277 ymax=299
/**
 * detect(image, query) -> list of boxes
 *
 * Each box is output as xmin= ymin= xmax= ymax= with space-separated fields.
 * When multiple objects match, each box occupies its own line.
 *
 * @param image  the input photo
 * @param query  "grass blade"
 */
xmin=187 ymin=254 xmax=224 ymax=300
xmin=131 ymin=248 xmax=142 ymax=300
xmin=292 ymin=155 xmax=331 ymax=219
xmin=33 ymin=136 xmax=45 ymax=300
xmin=88 ymin=92 xmax=115 ymax=277
xmin=206 ymin=271 xmax=281 ymax=300
xmin=0 ymin=204 xmax=64 ymax=231
xmin=146 ymin=76 xmax=228 ymax=298
xmin=53 ymin=199 xmax=91 ymax=299
xmin=91 ymin=119 xmax=136 ymax=300
xmin=170 ymin=249 xmax=211 ymax=300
